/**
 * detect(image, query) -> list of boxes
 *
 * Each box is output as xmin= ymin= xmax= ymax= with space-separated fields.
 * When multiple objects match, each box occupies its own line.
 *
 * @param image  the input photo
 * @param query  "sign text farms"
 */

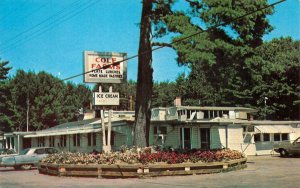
xmin=84 ymin=51 xmax=127 ymax=83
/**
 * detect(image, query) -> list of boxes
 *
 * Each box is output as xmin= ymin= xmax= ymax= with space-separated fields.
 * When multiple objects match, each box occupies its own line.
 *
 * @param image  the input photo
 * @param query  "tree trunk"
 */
xmin=134 ymin=0 xmax=153 ymax=147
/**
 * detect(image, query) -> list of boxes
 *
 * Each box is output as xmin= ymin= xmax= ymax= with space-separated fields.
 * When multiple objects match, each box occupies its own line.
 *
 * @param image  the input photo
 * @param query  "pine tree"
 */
xmin=0 ymin=61 xmax=12 ymax=132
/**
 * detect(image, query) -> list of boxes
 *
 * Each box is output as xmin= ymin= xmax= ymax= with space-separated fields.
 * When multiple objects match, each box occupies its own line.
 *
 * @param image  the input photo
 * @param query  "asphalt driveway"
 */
xmin=0 ymin=155 xmax=299 ymax=188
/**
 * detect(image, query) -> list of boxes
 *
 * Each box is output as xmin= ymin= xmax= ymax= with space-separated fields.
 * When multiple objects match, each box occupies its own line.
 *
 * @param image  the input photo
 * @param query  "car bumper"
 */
xmin=0 ymin=157 xmax=16 ymax=166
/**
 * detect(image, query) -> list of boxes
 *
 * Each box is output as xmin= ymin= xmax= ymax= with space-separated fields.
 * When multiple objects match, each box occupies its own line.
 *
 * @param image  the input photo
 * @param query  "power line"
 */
xmin=61 ymin=0 xmax=286 ymax=82
xmin=0 ymin=0 xmax=91 ymax=52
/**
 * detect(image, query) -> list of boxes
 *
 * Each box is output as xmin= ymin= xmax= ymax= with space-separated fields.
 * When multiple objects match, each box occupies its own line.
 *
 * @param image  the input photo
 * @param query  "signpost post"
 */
xmin=83 ymin=51 xmax=127 ymax=153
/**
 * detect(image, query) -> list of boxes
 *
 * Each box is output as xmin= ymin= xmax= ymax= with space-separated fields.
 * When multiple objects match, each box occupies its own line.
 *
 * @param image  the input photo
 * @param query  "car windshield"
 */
xmin=20 ymin=148 xmax=30 ymax=155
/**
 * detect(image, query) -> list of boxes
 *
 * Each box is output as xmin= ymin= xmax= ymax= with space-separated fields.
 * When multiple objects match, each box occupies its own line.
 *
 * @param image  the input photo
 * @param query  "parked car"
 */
xmin=0 ymin=147 xmax=58 ymax=170
xmin=274 ymin=137 xmax=300 ymax=157
xmin=0 ymin=148 xmax=17 ymax=158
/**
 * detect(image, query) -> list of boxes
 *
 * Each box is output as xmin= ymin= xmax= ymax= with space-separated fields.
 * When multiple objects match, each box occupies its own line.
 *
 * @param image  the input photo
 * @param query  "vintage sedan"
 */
xmin=274 ymin=137 xmax=300 ymax=157
xmin=0 ymin=147 xmax=58 ymax=170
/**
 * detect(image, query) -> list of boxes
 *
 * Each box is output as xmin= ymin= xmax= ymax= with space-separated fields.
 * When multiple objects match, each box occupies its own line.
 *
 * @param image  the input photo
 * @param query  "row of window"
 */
xmin=254 ymin=133 xmax=288 ymax=142
xmin=36 ymin=132 xmax=115 ymax=148
xmin=176 ymin=110 xmax=230 ymax=119
xmin=154 ymin=125 xmax=290 ymax=144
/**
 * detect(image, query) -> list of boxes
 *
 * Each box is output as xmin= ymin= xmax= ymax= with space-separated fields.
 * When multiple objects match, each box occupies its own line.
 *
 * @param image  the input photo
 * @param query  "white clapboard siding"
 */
xmin=165 ymin=126 xmax=180 ymax=148
xmin=114 ymin=133 xmax=127 ymax=149
xmin=227 ymin=125 xmax=244 ymax=151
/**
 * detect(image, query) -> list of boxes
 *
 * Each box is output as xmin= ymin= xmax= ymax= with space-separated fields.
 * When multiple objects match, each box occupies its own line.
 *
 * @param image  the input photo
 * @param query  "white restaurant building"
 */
xmin=2 ymin=105 xmax=300 ymax=156
xmin=150 ymin=106 xmax=300 ymax=155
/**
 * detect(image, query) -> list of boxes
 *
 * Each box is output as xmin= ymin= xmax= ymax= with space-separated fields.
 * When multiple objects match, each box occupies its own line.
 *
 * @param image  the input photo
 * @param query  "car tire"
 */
xmin=279 ymin=149 xmax=288 ymax=157
xmin=21 ymin=164 xmax=32 ymax=170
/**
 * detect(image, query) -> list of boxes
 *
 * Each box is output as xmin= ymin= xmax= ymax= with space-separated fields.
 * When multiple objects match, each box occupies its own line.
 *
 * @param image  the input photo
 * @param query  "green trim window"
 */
xmin=263 ymin=133 xmax=270 ymax=142
xmin=60 ymin=135 xmax=67 ymax=147
xmin=274 ymin=133 xmax=280 ymax=141
xmin=73 ymin=134 xmax=80 ymax=147
xmin=254 ymin=134 xmax=261 ymax=142
xmin=88 ymin=133 xmax=96 ymax=146
xmin=49 ymin=136 xmax=55 ymax=147
xmin=38 ymin=137 xmax=45 ymax=147
xmin=282 ymin=133 xmax=288 ymax=141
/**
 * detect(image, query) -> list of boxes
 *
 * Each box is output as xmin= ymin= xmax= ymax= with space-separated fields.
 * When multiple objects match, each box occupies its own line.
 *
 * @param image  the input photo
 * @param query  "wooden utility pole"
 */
xmin=26 ymin=94 xmax=29 ymax=132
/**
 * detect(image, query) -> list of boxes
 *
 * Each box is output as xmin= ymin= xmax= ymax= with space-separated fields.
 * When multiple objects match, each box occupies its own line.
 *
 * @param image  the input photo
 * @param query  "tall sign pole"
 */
xmin=84 ymin=51 xmax=127 ymax=153
xmin=101 ymin=109 xmax=106 ymax=146
xmin=107 ymin=110 xmax=112 ymax=149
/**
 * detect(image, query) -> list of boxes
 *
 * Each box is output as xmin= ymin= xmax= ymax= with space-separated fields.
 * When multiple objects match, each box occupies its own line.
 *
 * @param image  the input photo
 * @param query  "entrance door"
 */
xmin=200 ymin=128 xmax=210 ymax=150
xmin=180 ymin=128 xmax=191 ymax=149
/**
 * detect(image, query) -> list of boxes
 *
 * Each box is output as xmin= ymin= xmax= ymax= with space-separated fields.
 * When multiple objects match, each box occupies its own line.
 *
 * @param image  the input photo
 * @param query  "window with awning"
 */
xmin=255 ymin=125 xmax=294 ymax=133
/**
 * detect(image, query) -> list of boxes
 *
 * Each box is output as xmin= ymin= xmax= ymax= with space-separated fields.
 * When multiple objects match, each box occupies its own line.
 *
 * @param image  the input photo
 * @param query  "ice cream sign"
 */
xmin=93 ymin=92 xmax=119 ymax=106
xmin=84 ymin=51 xmax=127 ymax=83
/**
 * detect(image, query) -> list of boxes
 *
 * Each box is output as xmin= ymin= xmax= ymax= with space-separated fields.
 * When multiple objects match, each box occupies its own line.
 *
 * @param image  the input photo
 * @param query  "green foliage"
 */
xmin=244 ymin=37 xmax=300 ymax=120
xmin=1 ymin=69 xmax=92 ymax=132
xmin=198 ymin=0 xmax=273 ymax=46
xmin=0 ymin=61 xmax=11 ymax=80
xmin=152 ymin=81 xmax=177 ymax=107
xmin=150 ymin=0 xmax=300 ymax=120
xmin=151 ymin=0 xmax=274 ymax=108
xmin=0 ymin=61 xmax=13 ymax=132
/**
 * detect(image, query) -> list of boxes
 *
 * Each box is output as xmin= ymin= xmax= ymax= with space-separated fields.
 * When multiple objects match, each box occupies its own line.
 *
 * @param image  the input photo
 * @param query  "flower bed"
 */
xmin=39 ymin=148 xmax=247 ymax=178
xmin=41 ymin=148 xmax=244 ymax=165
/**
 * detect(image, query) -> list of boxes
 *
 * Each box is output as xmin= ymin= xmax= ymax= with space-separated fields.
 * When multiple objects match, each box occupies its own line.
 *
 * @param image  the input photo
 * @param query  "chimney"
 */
xmin=174 ymin=97 xmax=182 ymax=106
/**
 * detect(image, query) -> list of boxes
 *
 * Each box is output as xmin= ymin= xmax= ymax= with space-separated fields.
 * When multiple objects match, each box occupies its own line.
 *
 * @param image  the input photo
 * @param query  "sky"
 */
xmin=0 ymin=0 xmax=299 ymax=85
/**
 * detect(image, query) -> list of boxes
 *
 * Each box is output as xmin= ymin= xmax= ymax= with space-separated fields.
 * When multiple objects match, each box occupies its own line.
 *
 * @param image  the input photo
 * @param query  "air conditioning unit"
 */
xmin=196 ymin=111 xmax=204 ymax=119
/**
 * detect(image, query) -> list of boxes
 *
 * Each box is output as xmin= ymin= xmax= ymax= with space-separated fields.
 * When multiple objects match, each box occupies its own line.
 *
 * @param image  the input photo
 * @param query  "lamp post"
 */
xmin=264 ymin=97 xmax=268 ymax=120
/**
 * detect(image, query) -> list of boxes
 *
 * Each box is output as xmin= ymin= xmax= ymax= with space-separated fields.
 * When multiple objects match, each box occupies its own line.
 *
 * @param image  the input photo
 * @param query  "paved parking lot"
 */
xmin=0 ymin=155 xmax=299 ymax=188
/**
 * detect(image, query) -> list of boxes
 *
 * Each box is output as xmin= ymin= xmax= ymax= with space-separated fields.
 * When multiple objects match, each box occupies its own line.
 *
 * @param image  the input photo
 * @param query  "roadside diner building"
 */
xmin=3 ymin=106 xmax=300 ymax=156
xmin=150 ymin=106 xmax=300 ymax=156
xmin=3 ymin=111 xmax=134 ymax=153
